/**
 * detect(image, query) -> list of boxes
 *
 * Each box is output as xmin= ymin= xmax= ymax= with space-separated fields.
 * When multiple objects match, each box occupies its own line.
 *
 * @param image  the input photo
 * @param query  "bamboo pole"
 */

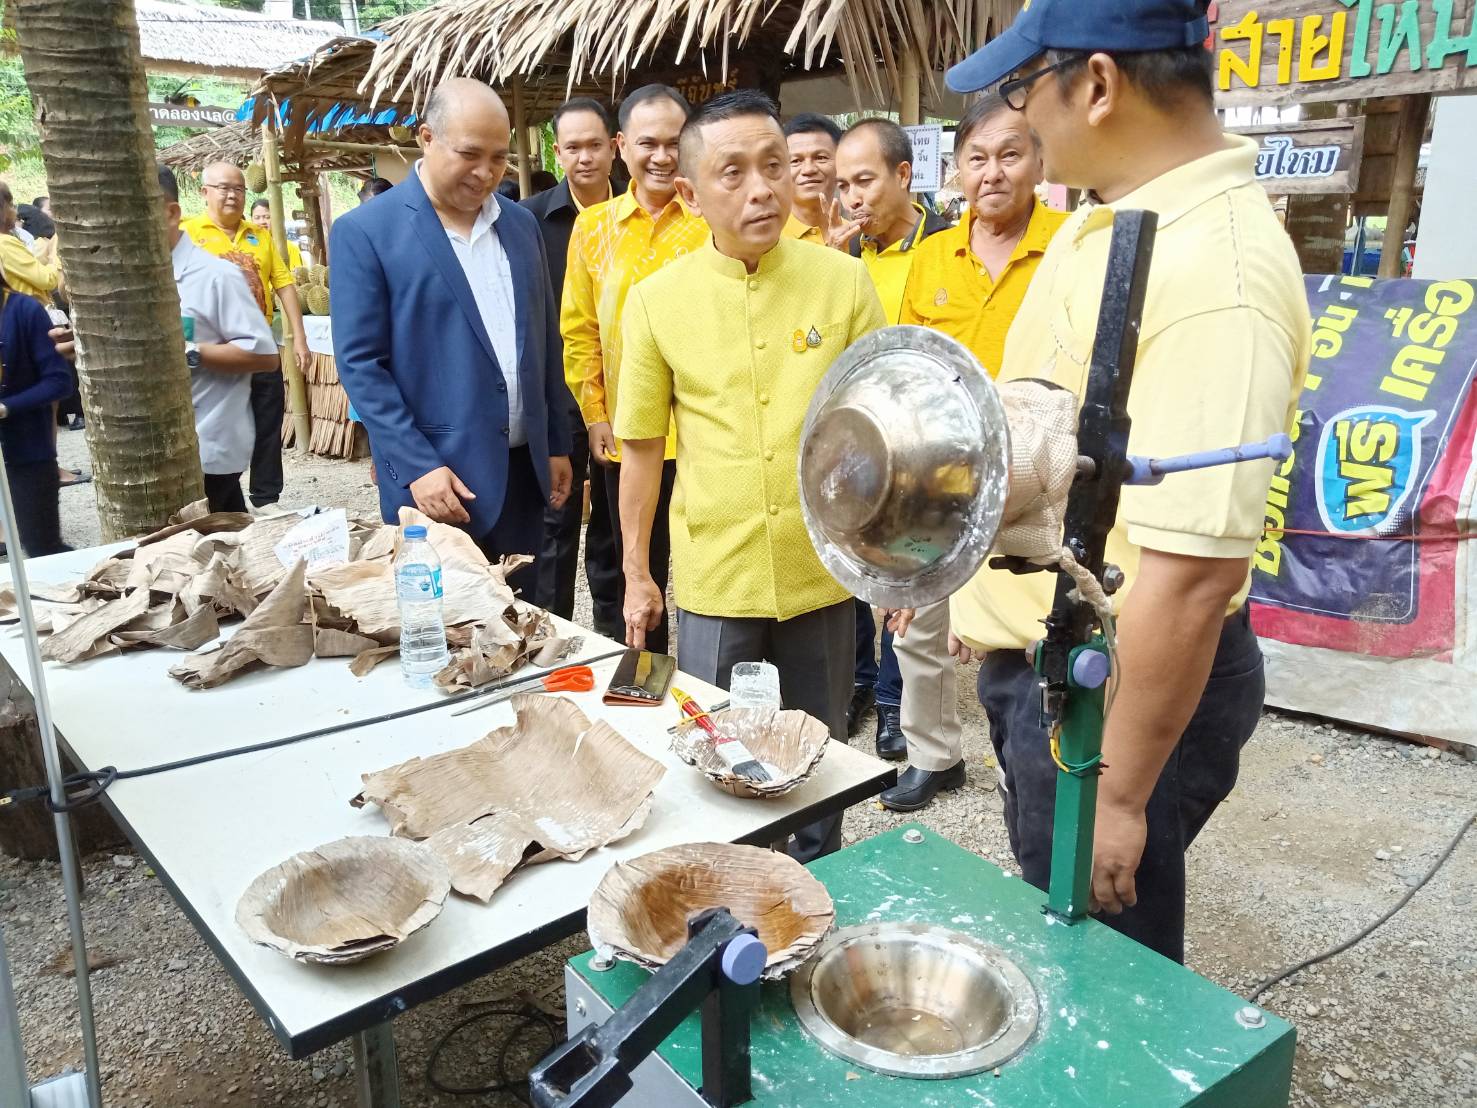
xmin=899 ymin=46 xmax=922 ymax=126
xmin=511 ymin=76 xmax=532 ymax=198
xmin=302 ymin=138 xmax=421 ymax=157
xmin=1379 ymin=93 xmax=1429 ymax=278
xmin=263 ymin=124 xmax=312 ymax=452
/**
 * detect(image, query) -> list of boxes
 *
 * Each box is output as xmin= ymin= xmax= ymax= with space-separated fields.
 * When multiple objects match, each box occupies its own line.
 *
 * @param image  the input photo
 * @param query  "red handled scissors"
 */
xmin=450 ymin=665 xmax=596 ymax=717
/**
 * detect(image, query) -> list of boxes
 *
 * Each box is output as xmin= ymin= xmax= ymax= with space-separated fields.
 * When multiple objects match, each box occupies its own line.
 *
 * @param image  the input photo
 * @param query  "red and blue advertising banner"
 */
xmin=1251 ymin=276 xmax=1477 ymax=745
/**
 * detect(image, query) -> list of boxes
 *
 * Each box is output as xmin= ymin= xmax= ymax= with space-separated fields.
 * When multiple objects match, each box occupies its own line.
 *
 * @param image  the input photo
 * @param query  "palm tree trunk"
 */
xmin=10 ymin=0 xmax=202 ymax=540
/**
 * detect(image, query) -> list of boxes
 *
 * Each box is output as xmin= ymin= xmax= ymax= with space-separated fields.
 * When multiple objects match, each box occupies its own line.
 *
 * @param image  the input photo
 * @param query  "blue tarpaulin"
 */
xmin=235 ymin=30 xmax=416 ymax=132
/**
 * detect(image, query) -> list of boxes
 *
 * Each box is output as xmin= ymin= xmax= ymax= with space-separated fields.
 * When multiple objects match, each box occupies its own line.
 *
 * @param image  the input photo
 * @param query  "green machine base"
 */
xmin=566 ymin=826 xmax=1294 ymax=1107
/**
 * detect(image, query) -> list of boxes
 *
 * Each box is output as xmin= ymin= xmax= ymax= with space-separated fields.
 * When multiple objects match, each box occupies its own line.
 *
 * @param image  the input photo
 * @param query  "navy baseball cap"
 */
xmin=946 ymin=0 xmax=1212 ymax=93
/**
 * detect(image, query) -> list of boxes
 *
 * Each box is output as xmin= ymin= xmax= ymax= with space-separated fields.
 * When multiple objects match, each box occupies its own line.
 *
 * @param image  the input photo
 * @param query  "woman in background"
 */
xmin=0 ymin=265 xmax=76 ymax=556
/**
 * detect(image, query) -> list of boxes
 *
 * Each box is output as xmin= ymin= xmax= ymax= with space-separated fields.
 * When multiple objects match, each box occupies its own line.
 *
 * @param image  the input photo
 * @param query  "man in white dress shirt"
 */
xmin=331 ymin=79 xmax=572 ymax=596
xmin=158 ymin=164 xmax=279 ymax=514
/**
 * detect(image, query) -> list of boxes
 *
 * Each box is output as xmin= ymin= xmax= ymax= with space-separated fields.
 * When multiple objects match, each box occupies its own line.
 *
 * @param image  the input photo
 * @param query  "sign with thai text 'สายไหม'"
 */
xmin=1210 ymin=0 xmax=1477 ymax=107
xmin=1232 ymin=117 xmax=1365 ymax=192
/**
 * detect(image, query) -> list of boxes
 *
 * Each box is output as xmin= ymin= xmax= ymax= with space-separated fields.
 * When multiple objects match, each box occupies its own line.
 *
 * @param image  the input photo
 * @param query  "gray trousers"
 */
xmin=895 ymin=599 xmax=963 ymax=771
xmin=676 ymin=600 xmax=854 ymax=862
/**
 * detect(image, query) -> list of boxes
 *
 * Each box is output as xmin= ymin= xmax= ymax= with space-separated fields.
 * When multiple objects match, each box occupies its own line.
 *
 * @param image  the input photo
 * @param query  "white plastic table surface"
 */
xmin=0 ymin=545 xmax=893 ymax=1057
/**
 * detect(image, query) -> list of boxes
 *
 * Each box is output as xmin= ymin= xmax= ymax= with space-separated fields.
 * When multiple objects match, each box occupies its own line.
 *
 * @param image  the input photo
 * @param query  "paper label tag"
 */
xmin=396 ymin=565 xmax=443 ymax=602
xmin=273 ymin=508 xmax=350 ymax=571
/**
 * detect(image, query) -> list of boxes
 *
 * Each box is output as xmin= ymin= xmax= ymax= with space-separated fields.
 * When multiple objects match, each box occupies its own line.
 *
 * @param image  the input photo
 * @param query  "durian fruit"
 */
xmin=310 ymin=264 xmax=329 ymax=288
xmin=388 ymin=125 xmax=412 ymax=143
xmin=244 ymin=162 xmax=267 ymax=193
xmin=304 ymin=284 xmax=330 ymax=316
xmin=292 ymin=265 xmax=311 ymax=286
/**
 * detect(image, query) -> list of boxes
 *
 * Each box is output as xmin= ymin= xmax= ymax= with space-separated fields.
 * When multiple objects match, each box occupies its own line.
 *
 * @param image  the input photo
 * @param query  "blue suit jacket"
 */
xmin=329 ymin=171 xmax=571 ymax=537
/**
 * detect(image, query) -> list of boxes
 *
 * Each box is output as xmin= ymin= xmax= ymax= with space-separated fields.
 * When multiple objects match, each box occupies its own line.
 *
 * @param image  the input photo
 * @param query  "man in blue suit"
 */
xmin=331 ymin=78 xmax=572 ymax=597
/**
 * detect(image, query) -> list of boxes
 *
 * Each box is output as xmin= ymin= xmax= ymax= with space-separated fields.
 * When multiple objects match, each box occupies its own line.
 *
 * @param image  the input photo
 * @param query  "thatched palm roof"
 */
xmin=362 ymin=0 xmax=1020 ymax=113
xmin=156 ymin=119 xmax=401 ymax=179
xmin=135 ymin=0 xmax=343 ymax=79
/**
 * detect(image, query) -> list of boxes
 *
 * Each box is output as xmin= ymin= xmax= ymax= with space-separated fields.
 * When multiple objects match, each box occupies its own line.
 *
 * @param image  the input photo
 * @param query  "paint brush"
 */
xmin=672 ymin=687 xmax=772 ymax=783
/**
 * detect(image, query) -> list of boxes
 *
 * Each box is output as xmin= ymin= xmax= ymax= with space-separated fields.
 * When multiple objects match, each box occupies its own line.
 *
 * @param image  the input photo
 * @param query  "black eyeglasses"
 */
xmin=998 ymin=55 xmax=1082 ymax=111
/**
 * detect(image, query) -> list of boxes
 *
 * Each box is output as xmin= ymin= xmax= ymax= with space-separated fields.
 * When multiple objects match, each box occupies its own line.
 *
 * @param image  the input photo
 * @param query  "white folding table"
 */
xmin=0 ymin=545 xmax=895 ymax=1106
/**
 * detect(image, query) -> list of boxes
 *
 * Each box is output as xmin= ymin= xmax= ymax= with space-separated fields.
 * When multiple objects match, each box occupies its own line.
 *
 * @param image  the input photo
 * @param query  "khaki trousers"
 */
xmin=895 ymin=599 xmax=963 ymax=771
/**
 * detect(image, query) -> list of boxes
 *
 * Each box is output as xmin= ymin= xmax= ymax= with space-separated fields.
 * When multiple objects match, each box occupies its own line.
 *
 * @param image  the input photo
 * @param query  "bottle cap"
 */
xmin=404 ymin=525 xmax=428 ymax=540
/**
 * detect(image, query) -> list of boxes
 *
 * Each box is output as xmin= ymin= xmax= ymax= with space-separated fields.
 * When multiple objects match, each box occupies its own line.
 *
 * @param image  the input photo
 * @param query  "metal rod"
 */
xmin=0 ymin=925 xmax=30 ymax=1107
xmin=352 ymin=1023 xmax=401 ymax=1108
xmin=0 ymin=451 xmax=102 ymax=1107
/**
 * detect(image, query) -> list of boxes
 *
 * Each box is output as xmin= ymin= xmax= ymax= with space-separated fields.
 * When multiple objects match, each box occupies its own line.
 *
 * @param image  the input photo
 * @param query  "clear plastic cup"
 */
xmin=729 ymin=661 xmax=781 ymax=710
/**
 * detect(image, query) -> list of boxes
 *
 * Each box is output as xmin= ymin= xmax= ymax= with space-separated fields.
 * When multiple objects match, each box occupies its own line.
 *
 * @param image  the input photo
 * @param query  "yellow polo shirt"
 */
xmin=181 ymin=214 xmax=292 ymax=321
xmin=561 ymin=185 xmax=707 ymax=461
xmin=858 ymin=201 xmax=942 ymax=324
xmin=952 ymin=135 xmax=1312 ymax=653
xmin=900 ymin=200 xmax=1066 ymax=378
xmin=0 ymin=234 xmax=59 ymax=305
xmin=783 ymin=212 xmax=825 ymax=245
xmin=615 ymin=238 xmax=887 ymax=620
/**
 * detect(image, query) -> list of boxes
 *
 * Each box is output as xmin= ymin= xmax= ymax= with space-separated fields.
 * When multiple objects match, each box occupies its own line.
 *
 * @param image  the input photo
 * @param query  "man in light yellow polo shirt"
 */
xmin=562 ymin=84 xmax=705 ymax=654
xmin=836 ymin=116 xmax=956 ymax=800
xmin=835 ymin=118 xmax=947 ymax=324
xmin=184 ymin=161 xmax=310 ymax=510
xmin=874 ymin=94 xmax=1069 ymax=816
xmin=616 ymin=90 xmax=885 ymax=862
xmin=945 ymin=0 xmax=1311 ymax=964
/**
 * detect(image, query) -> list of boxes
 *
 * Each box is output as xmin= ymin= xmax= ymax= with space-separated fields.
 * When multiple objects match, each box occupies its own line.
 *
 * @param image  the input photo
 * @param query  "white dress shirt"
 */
xmin=419 ymin=164 xmax=524 ymax=446
xmin=172 ymin=234 xmax=279 ymax=474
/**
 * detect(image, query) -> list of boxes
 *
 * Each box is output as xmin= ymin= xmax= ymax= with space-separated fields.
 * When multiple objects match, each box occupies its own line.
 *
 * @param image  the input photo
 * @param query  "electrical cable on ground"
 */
xmin=424 ymin=1001 xmax=560 ymax=1103
xmin=1247 ymin=808 xmax=1476 ymax=1004
xmin=0 ymin=647 xmax=629 ymax=815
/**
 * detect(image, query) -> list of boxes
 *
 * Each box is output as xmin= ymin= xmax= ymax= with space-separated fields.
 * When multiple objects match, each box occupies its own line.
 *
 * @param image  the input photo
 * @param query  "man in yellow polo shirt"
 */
xmin=945 ymin=0 xmax=1311 ymax=963
xmin=782 ymin=113 xmax=844 ymax=246
xmin=616 ymin=90 xmax=886 ymax=861
xmin=875 ymin=94 xmax=1068 ymax=815
xmin=835 ymin=118 xmax=947 ymax=324
xmin=184 ymin=161 xmax=310 ymax=510
xmin=562 ymin=84 xmax=705 ymax=654
xmin=900 ymin=96 xmax=1066 ymax=378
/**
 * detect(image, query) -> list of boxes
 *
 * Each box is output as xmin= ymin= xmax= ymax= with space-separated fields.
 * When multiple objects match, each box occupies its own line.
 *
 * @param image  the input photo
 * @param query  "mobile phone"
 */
xmin=603 ymin=649 xmax=676 ymax=707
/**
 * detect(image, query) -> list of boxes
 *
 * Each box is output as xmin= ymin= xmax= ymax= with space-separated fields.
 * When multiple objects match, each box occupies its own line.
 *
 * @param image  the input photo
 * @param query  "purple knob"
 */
xmin=720 ymin=934 xmax=767 ymax=986
xmin=1071 ymin=649 xmax=1110 ymax=690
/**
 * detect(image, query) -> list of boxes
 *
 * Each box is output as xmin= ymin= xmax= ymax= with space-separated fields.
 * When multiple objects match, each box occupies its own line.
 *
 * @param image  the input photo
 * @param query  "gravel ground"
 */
xmin=13 ymin=444 xmax=1477 ymax=1107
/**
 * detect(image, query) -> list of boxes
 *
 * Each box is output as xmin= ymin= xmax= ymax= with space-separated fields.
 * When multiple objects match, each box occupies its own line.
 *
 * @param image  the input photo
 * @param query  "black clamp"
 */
xmin=529 ymin=907 xmax=767 ymax=1108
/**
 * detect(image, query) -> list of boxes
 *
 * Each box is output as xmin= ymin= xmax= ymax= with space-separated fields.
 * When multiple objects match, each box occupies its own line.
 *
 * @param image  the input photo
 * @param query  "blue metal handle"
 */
xmin=1125 ymin=433 xmax=1292 ymax=486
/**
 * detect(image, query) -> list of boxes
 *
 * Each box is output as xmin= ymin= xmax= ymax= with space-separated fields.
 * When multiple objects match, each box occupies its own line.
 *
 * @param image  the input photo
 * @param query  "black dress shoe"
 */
xmin=880 ymin=761 xmax=967 ymax=812
xmin=875 ymin=704 xmax=906 ymax=761
xmin=68 ymin=414 xmax=84 ymax=431
xmin=846 ymin=684 xmax=876 ymax=736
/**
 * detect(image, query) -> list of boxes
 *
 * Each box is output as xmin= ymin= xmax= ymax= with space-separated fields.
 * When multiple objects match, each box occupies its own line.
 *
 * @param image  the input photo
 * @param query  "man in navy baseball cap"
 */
xmin=938 ymin=0 xmax=1313 ymax=967
xmin=947 ymin=0 xmax=1212 ymax=94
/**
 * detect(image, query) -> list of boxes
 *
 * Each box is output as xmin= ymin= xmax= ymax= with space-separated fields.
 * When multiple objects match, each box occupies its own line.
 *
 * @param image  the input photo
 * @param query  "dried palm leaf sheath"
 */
xmin=236 ymin=836 xmax=451 ymax=965
xmin=169 ymin=561 xmax=316 ymax=690
xmin=672 ymin=708 xmax=829 ymax=799
xmin=361 ymin=0 xmax=1022 ymax=113
xmin=353 ymin=696 xmax=666 ymax=903
xmin=587 ymin=842 xmax=835 ymax=981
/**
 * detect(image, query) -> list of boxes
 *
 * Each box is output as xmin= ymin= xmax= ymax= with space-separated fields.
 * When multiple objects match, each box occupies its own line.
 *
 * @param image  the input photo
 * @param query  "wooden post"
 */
xmin=299 ymin=173 xmax=328 ymax=270
xmin=511 ymin=77 xmax=532 ymax=199
xmin=263 ymin=124 xmax=312 ymax=452
xmin=1379 ymin=93 xmax=1429 ymax=278
xmin=899 ymin=46 xmax=922 ymax=127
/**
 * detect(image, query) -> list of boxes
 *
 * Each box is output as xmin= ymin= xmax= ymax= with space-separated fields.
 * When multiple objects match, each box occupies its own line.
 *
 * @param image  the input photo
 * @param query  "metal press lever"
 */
xmin=1124 ymin=432 xmax=1293 ymax=486
xmin=529 ymin=908 xmax=767 ymax=1108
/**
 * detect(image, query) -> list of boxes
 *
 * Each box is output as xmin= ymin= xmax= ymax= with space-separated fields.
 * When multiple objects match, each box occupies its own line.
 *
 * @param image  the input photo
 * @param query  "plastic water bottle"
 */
xmin=396 ymin=525 xmax=448 ymax=688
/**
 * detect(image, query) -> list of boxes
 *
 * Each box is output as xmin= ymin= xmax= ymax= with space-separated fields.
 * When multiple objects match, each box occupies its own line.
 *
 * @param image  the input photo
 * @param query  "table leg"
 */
xmin=352 ymin=1022 xmax=401 ymax=1108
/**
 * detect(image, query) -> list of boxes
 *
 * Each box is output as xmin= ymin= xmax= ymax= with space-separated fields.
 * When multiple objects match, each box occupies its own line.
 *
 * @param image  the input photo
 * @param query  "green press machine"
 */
xmin=529 ymin=212 xmax=1297 ymax=1108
